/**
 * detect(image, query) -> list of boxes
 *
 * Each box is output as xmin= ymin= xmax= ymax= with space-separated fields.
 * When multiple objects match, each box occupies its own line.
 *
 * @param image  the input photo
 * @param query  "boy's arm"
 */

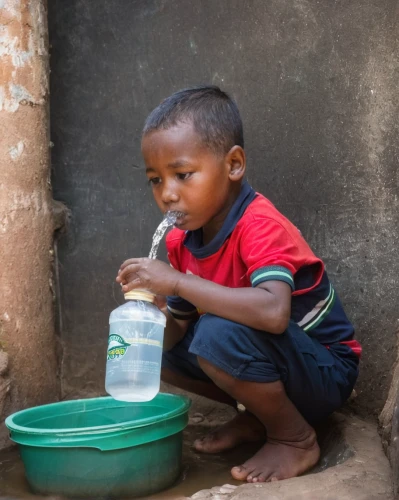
xmin=158 ymin=301 xmax=194 ymax=351
xmin=175 ymin=274 xmax=291 ymax=334
xmin=154 ymin=295 xmax=194 ymax=351
xmin=117 ymin=259 xmax=291 ymax=334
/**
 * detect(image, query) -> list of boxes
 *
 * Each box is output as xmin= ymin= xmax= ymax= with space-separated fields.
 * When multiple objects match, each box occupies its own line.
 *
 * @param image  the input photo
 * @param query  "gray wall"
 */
xmin=49 ymin=0 xmax=399 ymax=413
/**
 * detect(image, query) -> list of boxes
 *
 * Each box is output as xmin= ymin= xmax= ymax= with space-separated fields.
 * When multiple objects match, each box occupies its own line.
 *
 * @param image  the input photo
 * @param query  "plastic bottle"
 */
xmin=105 ymin=289 xmax=166 ymax=402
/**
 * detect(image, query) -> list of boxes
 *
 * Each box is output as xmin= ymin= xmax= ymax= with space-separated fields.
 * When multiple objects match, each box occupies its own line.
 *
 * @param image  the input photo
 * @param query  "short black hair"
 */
xmin=142 ymin=85 xmax=244 ymax=156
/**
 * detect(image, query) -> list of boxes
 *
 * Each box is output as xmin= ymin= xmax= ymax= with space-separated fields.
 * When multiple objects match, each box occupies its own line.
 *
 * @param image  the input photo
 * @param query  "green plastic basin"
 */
xmin=5 ymin=393 xmax=191 ymax=498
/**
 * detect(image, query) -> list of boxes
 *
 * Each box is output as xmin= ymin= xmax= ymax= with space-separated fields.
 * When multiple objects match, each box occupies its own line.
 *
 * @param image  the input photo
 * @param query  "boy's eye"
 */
xmin=148 ymin=177 xmax=161 ymax=186
xmin=177 ymin=172 xmax=192 ymax=181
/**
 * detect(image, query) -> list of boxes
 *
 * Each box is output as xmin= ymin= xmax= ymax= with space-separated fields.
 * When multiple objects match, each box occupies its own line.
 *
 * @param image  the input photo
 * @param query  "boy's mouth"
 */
xmin=164 ymin=210 xmax=185 ymax=226
xmin=174 ymin=213 xmax=186 ymax=226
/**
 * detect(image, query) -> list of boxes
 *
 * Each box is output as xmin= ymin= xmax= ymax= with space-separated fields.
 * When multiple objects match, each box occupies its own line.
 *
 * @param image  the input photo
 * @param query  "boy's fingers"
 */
xmin=121 ymin=279 xmax=141 ymax=293
xmin=119 ymin=259 xmax=137 ymax=271
xmin=117 ymin=257 xmax=153 ymax=283
xmin=118 ymin=263 xmax=141 ymax=280
xmin=119 ymin=257 xmax=147 ymax=271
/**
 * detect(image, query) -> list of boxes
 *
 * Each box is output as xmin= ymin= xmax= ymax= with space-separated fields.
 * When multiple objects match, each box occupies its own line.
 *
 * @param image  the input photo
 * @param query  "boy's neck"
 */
xmin=201 ymin=182 xmax=243 ymax=246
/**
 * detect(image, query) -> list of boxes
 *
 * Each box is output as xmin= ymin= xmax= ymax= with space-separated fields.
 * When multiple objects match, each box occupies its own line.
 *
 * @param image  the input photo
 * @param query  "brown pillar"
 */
xmin=0 ymin=0 xmax=59 ymax=448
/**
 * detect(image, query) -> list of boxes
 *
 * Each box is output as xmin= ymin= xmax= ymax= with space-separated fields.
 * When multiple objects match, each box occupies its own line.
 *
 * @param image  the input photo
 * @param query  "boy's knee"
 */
xmin=197 ymin=354 xmax=227 ymax=377
xmin=196 ymin=355 xmax=239 ymax=393
xmin=191 ymin=315 xmax=276 ymax=383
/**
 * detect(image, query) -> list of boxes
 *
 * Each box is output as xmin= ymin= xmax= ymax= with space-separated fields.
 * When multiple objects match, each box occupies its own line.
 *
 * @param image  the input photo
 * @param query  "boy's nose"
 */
xmin=161 ymin=185 xmax=179 ymax=204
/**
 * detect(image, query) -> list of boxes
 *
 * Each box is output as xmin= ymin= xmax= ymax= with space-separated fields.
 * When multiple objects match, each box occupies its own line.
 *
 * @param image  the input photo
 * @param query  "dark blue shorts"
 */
xmin=162 ymin=314 xmax=359 ymax=424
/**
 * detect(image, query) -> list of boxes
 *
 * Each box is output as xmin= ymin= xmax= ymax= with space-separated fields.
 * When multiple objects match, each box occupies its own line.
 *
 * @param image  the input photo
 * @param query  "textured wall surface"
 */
xmin=0 ymin=0 xmax=59 ymax=447
xmin=49 ymin=0 xmax=398 ymax=414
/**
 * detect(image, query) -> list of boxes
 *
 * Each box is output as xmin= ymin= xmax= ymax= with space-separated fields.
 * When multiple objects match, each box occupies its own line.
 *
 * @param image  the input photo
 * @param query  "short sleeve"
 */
xmin=239 ymin=219 xmax=304 ymax=291
xmin=166 ymin=295 xmax=198 ymax=320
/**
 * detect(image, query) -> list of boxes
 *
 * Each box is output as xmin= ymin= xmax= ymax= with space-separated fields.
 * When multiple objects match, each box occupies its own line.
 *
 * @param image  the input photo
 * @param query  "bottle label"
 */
xmin=107 ymin=334 xmax=131 ymax=360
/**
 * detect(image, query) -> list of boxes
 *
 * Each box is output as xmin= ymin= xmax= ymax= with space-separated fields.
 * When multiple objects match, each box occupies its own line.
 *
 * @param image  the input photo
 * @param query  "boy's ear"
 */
xmin=226 ymin=146 xmax=246 ymax=181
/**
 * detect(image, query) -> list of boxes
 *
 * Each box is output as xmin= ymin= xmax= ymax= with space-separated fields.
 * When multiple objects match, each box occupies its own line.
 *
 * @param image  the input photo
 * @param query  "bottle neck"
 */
xmin=124 ymin=289 xmax=155 ymax=303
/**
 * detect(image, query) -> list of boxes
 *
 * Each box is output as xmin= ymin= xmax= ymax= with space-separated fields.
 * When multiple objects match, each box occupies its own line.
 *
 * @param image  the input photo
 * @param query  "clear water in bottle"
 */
xmin=105 ymin=294 xmax=166 ymax=402
xmin=106 ymin=212 xmax=179 ymax=402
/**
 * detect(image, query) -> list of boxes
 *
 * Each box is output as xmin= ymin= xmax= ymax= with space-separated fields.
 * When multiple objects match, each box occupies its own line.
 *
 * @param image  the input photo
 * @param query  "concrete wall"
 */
xmin=49 ymin=1 xmax=398 ymax=415
xmin=0 ymin=0 xmax=59 ymax=447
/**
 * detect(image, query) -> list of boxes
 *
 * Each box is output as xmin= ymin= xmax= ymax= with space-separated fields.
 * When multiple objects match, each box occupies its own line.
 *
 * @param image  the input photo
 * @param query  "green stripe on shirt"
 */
xmin=303 ymin=286 xmax=336 ymax=332
xmin=251 ymin=266 xmax=294 ymax=289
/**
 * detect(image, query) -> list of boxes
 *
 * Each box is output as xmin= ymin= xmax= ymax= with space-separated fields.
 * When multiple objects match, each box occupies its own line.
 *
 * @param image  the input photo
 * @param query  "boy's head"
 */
xmin=141 ymin=85 xmax=246 ymax=237
xmin=142 ymin=85 xmax=244 ymax=157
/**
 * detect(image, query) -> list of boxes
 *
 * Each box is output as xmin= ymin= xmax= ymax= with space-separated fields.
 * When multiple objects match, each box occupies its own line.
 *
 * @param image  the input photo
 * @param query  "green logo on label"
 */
xmin=107 ymin=334 xmax=131 ymax=360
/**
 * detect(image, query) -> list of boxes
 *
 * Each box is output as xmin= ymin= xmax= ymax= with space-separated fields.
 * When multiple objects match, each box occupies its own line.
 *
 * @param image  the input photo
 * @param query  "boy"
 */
xmin=116 ymin=85 xmax=361 ymax=483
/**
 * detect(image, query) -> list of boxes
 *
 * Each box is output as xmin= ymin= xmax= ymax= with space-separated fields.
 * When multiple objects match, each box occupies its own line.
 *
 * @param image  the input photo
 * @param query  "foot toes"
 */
xmin=254 ymin=471 xmax=271 ymax=483
xmin=231 ymin=466 xmax=245 ymax=480
xmin=247 ymin=476 xmax=264 ymax=483
xmin=246 ymin=470 xmax=265 ymax=483
xmin=231 ymin=465 xmax=254 ymax=481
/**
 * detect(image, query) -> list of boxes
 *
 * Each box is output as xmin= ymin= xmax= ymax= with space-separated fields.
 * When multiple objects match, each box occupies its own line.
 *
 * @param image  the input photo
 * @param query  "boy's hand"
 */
xmin=116 ymin=258 xmax=183 ymax=297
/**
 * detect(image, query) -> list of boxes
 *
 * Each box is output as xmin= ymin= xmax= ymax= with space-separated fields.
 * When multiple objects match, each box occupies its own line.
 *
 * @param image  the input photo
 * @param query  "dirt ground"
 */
xmin=0 ymin=386 xmax=393 ymax=500
xmin=159 ymin=388 xmax=393 ymax=500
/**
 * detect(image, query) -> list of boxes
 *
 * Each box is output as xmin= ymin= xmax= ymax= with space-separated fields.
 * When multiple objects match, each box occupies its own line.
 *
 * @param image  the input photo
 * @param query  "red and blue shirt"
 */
xmin=166 ymin=181 xmax=361 ymax=356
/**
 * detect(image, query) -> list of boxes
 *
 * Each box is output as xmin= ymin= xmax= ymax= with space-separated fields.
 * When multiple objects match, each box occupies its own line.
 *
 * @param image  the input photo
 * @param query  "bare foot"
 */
xmin=231 ymin=431 xmax=320 ymax=482
xmin=193 ymin=411 xmax=265 ymax=454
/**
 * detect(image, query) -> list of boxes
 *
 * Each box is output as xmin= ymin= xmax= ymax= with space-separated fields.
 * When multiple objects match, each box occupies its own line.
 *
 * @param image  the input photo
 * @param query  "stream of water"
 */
xmin=148 ymin=211 xmax=181 ymax=259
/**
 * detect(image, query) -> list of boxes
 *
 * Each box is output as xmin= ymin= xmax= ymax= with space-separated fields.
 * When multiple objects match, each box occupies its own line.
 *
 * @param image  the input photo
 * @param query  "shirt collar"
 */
xmin=184 ymin=180 xmax=257 ymax=258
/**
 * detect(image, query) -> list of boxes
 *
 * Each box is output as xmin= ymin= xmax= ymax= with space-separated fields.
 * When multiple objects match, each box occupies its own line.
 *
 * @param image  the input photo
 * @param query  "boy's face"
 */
xmin=142 ymin=122 xmax=243 ymax=237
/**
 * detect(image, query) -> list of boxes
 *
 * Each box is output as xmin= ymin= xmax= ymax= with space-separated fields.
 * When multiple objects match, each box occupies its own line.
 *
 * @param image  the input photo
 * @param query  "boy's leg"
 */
xmin=162 ymin=320 xmax=236 ymax=405
xmin=162 ymin=324 xmax=266 ymax=449
xmin=162 ymin=366 xmax=265 ymax=450
xmin=161 ymin=366 xmax=236 ymax=406
xmin=188 ymin=313 xmax=359 ymax=482
xmin=197 ymin=357 xmax=319 ymax=482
